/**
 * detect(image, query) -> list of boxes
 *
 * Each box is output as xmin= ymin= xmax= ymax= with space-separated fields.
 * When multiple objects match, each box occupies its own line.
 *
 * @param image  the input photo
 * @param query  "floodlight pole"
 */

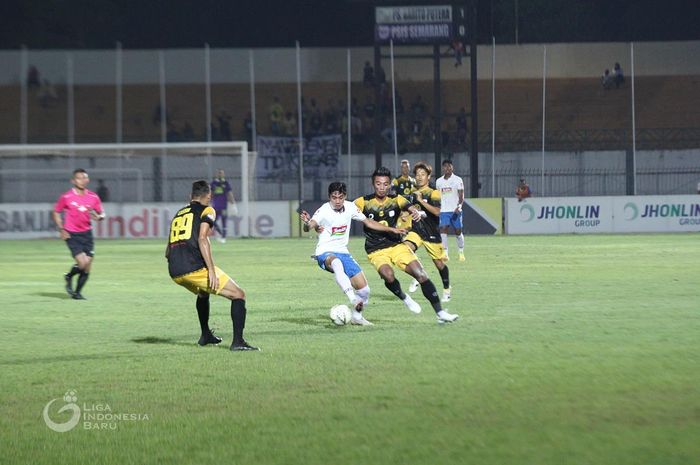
xmin=469 ymin=0 xmax=479 ymax=198
xmin=433 ymin=44 xmax=443 ymax=171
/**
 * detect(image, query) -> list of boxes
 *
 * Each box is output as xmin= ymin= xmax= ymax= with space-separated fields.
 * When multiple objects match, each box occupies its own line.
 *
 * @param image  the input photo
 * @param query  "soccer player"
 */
xmin=405 ymin=162 xmax=452 ymax=302
xmin=52 ymin=168 xmax=105 ymax=300
xmin=210 ymin=169 xmax=237 ymax=243
xmin=166 ymin=180 xmax=259 ymax=351
xmin=354 ymin=167 xmax=459 ymax=323
xmin=391 ymin=159 xmax=416 ymax=230
xmin=435 ymin=159 xmax=465 ymax=262
xmin=299 ymin=181 xmax=407 ymax=326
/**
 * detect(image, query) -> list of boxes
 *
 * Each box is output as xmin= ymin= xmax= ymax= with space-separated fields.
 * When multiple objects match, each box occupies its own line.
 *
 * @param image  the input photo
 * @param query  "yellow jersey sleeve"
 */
xmin=354 ymin=197 xmax=365 ymax=212
xmin=202 ymin=206 xmax=217 ymax=223
xmin=396 ymin=195 xmax=410 ymax=210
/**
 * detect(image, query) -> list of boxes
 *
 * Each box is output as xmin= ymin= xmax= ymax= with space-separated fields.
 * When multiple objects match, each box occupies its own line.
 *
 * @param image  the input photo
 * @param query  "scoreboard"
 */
xmin=374 ymin=4 xmax=468 ymax=45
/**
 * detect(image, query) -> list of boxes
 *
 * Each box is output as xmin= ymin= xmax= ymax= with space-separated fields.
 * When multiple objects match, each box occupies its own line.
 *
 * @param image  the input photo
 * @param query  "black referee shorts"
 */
xmin=65 ymin=230 xmax=95 ymax=258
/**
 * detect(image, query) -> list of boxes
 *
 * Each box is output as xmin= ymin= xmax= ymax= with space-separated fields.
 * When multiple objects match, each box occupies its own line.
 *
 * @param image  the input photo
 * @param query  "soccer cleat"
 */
xmin=458 ymin=252 xmax=466 ymax=262
xmin=230 ymin=340 xmax=260 ymax=351
xmin=408 ymin=279 xmax=419 ymax=293
xmin=64 ymin=274 xmax=74 ymax=297
xmin=217 ymin=237 xmax=226 ymax=244
xmin=72 ymin=293 xmax=86 ymax=300
xmin=351 ymin=316 xmax=374 ymax=326
xmin=441 ymin=288 xmax=451 ymax=303
xmin=197 ymin=330 xmax=222 ymax=346
xmin=403 ymin=295 xmax=422 ymax=314
xmin=436 ymin=310 xmax=459 ymax=323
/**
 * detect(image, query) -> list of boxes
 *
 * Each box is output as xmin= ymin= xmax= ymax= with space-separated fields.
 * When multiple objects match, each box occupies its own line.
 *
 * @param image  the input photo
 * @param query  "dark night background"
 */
xmin=1 ymin=0 xmax=699 ymax=49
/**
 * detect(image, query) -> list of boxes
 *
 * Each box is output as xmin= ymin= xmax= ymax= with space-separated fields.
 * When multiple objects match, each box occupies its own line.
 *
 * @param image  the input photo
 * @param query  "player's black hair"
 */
xmin=441 ymin=159 xmax=453 ymax=166
xmin=413 ymin=161 xmax=432 ymax=176
xmin=328 ymin=181 xmax=347 ymax=197
xmin=371 ymin=166 xmax=392 ymax=181
xmin=191 ymin=180 xmax=211 ymax=198
xmin=72 ymin=168 xmax=88 ymax=177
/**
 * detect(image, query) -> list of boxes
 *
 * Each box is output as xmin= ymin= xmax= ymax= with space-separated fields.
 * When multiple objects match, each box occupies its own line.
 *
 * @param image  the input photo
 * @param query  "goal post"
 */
xmin=0 ymin=141 xmax=255 ymax=236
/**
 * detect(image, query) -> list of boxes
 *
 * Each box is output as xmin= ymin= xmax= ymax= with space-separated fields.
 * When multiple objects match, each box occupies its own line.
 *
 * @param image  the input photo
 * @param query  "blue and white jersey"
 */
xmin=311 ymin=200 xmax=366 ymax=256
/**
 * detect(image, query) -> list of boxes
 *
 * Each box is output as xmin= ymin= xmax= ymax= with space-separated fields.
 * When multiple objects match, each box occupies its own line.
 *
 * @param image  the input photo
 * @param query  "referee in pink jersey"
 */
xmin=52 ymin=169 xmax=105 ymax=300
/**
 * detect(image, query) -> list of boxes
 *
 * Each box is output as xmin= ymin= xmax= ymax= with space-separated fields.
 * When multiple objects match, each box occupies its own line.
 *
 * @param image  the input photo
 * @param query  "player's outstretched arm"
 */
xmin=300 ymin=210 xmax=322 ymax=233
xmin=362 ymin=218 xmax=407 ymax=235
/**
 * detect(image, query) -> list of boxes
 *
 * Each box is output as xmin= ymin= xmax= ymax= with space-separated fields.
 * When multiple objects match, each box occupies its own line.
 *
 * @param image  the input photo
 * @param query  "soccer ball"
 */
xmin=329 ymin=304 xmax=352 ymax=326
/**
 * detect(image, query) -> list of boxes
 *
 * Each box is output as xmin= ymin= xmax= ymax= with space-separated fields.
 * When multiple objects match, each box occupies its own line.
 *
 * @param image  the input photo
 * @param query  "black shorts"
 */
xmin=66 ymin=230 xmax=95 ymax=258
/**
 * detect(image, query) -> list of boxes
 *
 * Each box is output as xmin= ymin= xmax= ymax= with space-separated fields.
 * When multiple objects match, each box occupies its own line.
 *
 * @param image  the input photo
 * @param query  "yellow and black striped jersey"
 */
xmin=354 ymin=193 xmax=411 ymax=254
xmin=391 ymin=175 xmax=416 ymax=197
xmin=409 ymin=185 xmax=441 ymax=243
xmin=167 ymin=201 xmax=216 ymax=278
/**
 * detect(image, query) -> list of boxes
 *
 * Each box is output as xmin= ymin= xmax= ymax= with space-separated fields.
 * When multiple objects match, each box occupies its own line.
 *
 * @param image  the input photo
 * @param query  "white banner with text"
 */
xmin=505 ymin=195 xmax=700 ymax=234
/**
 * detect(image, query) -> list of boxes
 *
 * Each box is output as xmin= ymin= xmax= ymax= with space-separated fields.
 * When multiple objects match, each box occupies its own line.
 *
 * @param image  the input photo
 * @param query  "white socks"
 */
xmin=441 ymin=233 xmax=448 ymax=253
xmin=330 ymin=258 xmax=356 ymax=303
xmin=355 ymin=285 xmax=370 ymax=305
xmin=457 ymin=233 xmax=464 ymax=252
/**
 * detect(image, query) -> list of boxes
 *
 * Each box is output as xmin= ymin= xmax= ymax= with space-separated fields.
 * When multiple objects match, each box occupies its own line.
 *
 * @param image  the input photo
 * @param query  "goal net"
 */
xmin=0 ymin=141 xmax=271 ymax=238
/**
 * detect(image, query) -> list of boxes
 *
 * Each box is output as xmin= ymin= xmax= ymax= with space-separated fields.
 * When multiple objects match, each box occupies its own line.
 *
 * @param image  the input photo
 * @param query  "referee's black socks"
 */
xmin=75 ymin=271 xmax=89 ymax=294
xmin=66 ymin=264 xmax=80 ymax=279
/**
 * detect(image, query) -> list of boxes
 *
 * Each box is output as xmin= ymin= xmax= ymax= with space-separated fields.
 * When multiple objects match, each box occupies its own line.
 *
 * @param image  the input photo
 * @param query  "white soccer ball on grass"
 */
xmin=329 ymin=304 xmax=352 ymax=326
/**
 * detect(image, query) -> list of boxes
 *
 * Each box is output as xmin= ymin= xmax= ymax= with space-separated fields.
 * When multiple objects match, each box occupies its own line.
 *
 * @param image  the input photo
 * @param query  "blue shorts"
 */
xmin=439 ymin=211 xmax=463 ymax=230
xmin=316 ymin=252 xmax=362 ymax=278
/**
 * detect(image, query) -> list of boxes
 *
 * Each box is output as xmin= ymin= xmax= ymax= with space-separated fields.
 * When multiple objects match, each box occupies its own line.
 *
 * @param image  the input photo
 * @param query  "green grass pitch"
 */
xmin=0 ymin=234 xmax=698 ymax=464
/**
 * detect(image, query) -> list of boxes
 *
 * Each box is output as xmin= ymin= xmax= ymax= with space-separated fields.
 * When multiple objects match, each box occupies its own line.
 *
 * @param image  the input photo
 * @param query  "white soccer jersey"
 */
xmin=436 ymin=175 xmax=464 ymax=212
xmin=311 ymin=200 xmax=366 ymax=255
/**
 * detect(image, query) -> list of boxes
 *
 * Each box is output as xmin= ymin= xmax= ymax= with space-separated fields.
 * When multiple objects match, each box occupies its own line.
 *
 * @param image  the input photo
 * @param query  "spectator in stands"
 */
xmin=324 ymin=99 xmax=339 ymax=134
xmin=456 ymin=108 xmax=467 ymax=145
xmin=601 ymin=69 xmax=614 ymax=90
xmin=283 ymin=112 xmax=297 ymax=136
xmin=269 ymin=96 xmax=284 ymax=136
xmin=613 ymin=62 xmax=625 ymax=88
xmin=516 ymin=177 xmax=532 ymax=201
xmin=363 ymin=96 xmax=376 ymax=135
xmin=363 ymin=61 xmax=374 ymax=88
xmin=182 ymin=121 xmax=195 ymax=141
xmin=410 ymin=95 xmax=427 ymax=119
xmin=309 ymin=99 xmax=322 ymax=136
xmin=217 ymin=111 xmax=232 ymax=140
xmin=447 ymin=39 xmax=465 ymax=67
xmin=96 ymin=179 xmax=110 ymax=202
xmin=38 ymin=79 xmax=58 ymax=108
xmin=27 ymin=65 xmax=40 ymax=89
xmin=243 ymin=112 xmax=253 ymax=145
